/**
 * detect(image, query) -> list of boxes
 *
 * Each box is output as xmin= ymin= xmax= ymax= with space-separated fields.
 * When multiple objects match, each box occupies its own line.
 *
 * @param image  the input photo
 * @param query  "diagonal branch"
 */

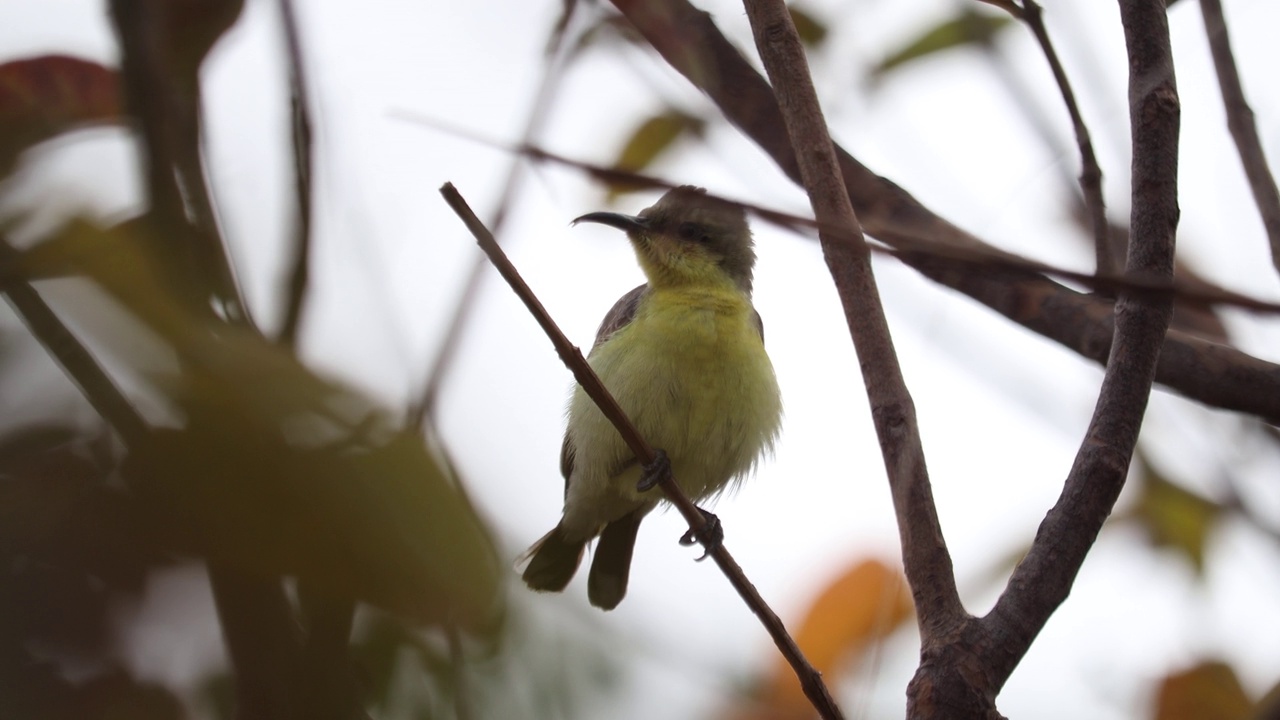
xmin=1198 ymin=0 xmax=1280 ymax=278
xmin=739 ymin=0 xmax=961 ymax=638
xmin=0 ymin=236 xmax=149 ymax=448
xmin=439 ymin=182 xmax=844 ymax=720
xmin=981 ymin=0 xmax=1179 ymax=688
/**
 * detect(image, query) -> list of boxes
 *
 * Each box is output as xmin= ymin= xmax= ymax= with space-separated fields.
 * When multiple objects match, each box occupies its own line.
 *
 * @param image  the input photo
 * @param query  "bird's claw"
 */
xmin=636 ymin=449 xmax=671 ymax=492
xmin=679 ymin=507 xmax=723 ymax=561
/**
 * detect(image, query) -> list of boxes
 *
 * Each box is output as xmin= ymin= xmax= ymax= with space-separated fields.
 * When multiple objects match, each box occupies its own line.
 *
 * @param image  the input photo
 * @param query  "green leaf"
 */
xmin=1122 ymin=453 xmax=1223 ymax=575
xmin=789 ymin=5 xmax=830 ymax=48
xmin=871 ymin=8 xmax=1012 ymax=78
xmin=122 ymin=325 xmax=504 ymax=632
xmin=605 ymin=109 xmax=706 ymax=200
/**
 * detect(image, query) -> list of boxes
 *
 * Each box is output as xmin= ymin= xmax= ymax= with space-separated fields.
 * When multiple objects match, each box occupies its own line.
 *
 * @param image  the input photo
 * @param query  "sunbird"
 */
xmin=521 ymin=186 xmax=783 ymax=610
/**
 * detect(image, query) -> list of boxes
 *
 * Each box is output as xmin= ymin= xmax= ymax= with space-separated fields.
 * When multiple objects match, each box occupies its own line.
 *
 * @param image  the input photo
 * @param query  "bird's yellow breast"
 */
xmin=565 ymin=284 xmax=782 ymax=521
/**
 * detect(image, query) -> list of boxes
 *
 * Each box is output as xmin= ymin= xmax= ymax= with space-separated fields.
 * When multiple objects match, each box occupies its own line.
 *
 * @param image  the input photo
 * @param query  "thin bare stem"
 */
xmin=1018 ymin=0 xmax=1117 ymax=276
xmin=983 ymin=0 xmax=1179 ymax=688
xmin=389 ymin=122 xmax=1280 ymax=319
xmin=278 ymin=0 xmax=315 ymax=347
xmin=1199 ymin=0 xmax=1280 ymax=277
xmin=439 ymin=182 xmax=843 ymax=720
xmin=409 ymin=4 xmax=578 ymax=430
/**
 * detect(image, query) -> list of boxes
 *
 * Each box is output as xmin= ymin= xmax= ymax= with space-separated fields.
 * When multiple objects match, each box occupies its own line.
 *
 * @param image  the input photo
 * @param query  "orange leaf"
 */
xmin=759 ymin=558 xmax=913 ymax=718
xmin=1153 ymin=660 xmax=1252 ymax=720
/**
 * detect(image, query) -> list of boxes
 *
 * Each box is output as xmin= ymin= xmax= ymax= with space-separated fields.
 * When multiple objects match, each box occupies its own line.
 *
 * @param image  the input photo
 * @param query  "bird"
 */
xmin=520 ymin=185 xmax=783 ymax=610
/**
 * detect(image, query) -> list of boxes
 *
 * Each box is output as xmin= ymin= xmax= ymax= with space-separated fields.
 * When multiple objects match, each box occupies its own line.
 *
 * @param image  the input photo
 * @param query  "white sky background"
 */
xmin=4 ymin=0 xmax=1280 ymax=718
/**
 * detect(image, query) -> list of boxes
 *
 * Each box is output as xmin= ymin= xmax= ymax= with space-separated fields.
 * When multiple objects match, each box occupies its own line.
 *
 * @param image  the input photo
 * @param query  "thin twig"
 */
xmin=0 ymin=237 xmax=149 ymax=448
xmin=740 ymin=0 xmax=961 ymax=643
xmin=438 ymin=182 xmax=843 ymax=720
xmin=409 ymin=3 xmax=578 ymax=430
xmin=278 ymin=0 xmax=315 ymax=347
xmin=983 ymin=0 xmax=1179 ymax=689
xmin=1018 ymin=0 xmax=1117 ymax=276
xmin=1199 ymin=0 xmax=1280 ymax=277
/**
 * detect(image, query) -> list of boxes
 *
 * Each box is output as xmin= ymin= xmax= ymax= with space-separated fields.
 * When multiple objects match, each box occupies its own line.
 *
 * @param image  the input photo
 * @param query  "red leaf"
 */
xmin=0 ymin=55 xmax=121 ymax=171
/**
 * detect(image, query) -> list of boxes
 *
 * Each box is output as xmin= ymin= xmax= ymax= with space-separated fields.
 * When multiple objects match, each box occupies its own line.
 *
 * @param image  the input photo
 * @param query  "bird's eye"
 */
xmin=677 ymin=221 xmax=708 ymax=243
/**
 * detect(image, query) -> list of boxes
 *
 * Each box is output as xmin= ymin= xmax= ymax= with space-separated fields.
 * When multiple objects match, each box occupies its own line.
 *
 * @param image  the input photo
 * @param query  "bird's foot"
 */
xmin=636 ymin=449 xmax=671 ymax=492
xmin=679 ymin=507 xmax=723 ymax=561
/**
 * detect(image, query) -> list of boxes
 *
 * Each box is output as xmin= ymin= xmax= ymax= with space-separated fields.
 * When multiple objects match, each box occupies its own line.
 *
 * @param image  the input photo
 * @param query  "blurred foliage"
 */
xmin=605 ymin=108 xmax=706 ymax=201
xmin=1153 ymin=660 xmax=1253 ymax=720
xmin=870 ymin=7 xmax=1012 ymax=79
xmin=1116 ymin=452 xmax=1223 ymax=575
xmin=720 ymin=558 xmax=913 ymax=720
xmin=0 ymin=14 xmax=544 ymax=718
xmin=788 ymin=5 xmax=829 ymax=49
xmin=0 ymin=56 xmax=121 ymax=175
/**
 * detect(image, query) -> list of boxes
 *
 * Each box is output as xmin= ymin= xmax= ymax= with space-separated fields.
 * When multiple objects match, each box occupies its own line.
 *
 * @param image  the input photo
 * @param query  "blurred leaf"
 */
xmin=31 ymin=220 xmax=505 ymax=633
xmin=195 ymin=671 xmax=235 ymax=720
xmin=1255 ymin=677 xmax=1280 ymax=720
xmin=789 ymin=5 xmax=829 ymax=48
xmin=121 ymin=324 xmax=504 ymax=632
xmin=871 ymin=8 xmax=1012 ymax=78
xmin=77 ymin=670 xmax=185 ymax=720
xmin=353 ymin=614 xmax=410 ymax=712
xmin=974 ymin=0 xmax=1024 ymax=16
xmin=1121 ymin=453 xmax=1223 ymax=574
xmin=0 ymin=425 xmax=85 ymax=548
xmin=728 ymin=558 xmax=912 ymax=719
xmin=568 ymin=13 xmax=646 ymax=62
xmin=0 ymin=652 xmax=78 ymax=720
xmin=1153 ymin=660 xmax=1252 ymax=720
xmin=0 ymin=55 xmax=121 ymax=175
xmin=605 ymin=109 xmax=706 ymax=200
xmin=1 ymin=557 xmax=116 ymax=658
xmin=0 ymin=423 xmax=164 ymax=661
xmin=0 ymin=424 xmax=161 ymax=592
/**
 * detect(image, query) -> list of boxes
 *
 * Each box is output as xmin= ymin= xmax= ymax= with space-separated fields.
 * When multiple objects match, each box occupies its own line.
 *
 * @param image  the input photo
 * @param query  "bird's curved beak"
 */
xmin=571 ymin=212 xmax=650 ymax=234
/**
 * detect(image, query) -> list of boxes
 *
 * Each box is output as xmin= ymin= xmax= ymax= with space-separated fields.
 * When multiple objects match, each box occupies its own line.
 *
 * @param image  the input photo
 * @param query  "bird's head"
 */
xmin=573 ymin=186 xmax=756 ymax=294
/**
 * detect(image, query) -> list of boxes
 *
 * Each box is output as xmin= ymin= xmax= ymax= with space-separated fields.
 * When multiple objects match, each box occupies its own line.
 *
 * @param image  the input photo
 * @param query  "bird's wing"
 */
xmin=560 ymin=284 xmax=650 ymax=493
xmin=592 ymin=283 xmax=649 ymax=351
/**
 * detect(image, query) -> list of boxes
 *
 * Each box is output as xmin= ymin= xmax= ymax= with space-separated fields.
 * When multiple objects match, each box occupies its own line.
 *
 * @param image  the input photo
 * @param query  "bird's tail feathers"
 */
xmin=519 ymin=523 xmax=586 ymax=593
xmin=587 ymin=511 xmax=643 ymax=610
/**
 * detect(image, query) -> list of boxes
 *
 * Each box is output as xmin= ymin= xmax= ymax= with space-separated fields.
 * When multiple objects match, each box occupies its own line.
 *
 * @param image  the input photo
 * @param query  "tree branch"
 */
xmin=1018 ymin=0 xmax=1117 ymax=276
xmin=1198 ymin=0 xmax=1280 ymax=277
xmin=277 ymin=0 xmax=316 ymax=347
xmin=439 ymin=182 xmax=844 ymax=720
xmin=0 ymin=236 xmax=149 ymax=448
xmin=982 ymin=0 xmax=1179 ymax=687
xmin=739 ymin=0 xmax=961 ymax=640
xmin=605 ymin=0 xmax=1279 ymax=425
